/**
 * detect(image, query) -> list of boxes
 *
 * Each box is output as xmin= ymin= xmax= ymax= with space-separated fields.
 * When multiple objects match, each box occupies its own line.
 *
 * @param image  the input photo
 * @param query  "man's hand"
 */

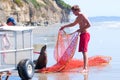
xmin=77 ymin=29 xmax=81 ymax=33
xmin=60 ymin=26 xmax=65 ymax=30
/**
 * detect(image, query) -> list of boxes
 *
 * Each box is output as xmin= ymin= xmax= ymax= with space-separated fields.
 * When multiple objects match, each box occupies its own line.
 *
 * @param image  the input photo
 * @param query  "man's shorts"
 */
xmin=78 ymin=32 xmax=90 ymax=52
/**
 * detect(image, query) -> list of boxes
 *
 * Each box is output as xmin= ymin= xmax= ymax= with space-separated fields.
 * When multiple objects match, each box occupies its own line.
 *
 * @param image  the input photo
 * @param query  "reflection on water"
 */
xmin=38 ymin=74 xmax=47 ymax=80
xmin=38 ymin=72 xmax=89 ymax=80
xmin=84 ymin=73 xmax=88 ymax=80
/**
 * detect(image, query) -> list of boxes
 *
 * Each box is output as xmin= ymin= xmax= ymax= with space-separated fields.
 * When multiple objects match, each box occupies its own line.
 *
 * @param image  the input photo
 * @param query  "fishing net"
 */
xmin=39 ymin=30 xmax=111 ymax=73
xmin=62 ymin=55 xmax=111 ymax=72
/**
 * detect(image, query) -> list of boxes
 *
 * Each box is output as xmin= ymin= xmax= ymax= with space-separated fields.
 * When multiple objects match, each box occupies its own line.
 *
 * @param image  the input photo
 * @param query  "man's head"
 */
xmin=71 ymin=5 xmax=81 ymax=16
xmin=6 ymin=17 xmax=16 ymax=26
xmin=40 ymin=45 xmax=47 ymax=55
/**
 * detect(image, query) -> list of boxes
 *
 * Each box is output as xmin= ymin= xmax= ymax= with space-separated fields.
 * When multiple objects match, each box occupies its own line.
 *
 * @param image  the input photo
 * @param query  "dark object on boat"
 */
xmin=35 ymin=45 xmax=47 ymax=69
xmin=17 ymin=59 xmax=34 ymax=80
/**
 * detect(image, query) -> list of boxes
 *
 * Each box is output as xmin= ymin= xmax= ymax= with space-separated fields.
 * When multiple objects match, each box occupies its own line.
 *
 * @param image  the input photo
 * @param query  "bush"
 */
xmin=26 ymin=0 xmax=43 ymax=9
xmin=55 ymin=0 xmax=71 ymax=10
xmin=14 ymin=0 xmax=23 ymax=7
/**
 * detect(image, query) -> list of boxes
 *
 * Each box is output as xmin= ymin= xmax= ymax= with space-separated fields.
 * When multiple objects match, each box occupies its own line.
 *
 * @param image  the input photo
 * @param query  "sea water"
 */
xmin=33 ymin=20 xmax=120 ymax=80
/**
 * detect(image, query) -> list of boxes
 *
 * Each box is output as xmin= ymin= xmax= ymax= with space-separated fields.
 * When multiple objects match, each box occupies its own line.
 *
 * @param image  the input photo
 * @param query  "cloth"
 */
xmin=79 ymin=32 xmax=90 ymax=52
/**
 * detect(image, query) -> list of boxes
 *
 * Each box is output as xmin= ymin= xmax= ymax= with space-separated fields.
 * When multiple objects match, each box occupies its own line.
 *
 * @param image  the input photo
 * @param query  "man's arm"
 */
xmin=60 ymin=17 xmax=78 ymax=30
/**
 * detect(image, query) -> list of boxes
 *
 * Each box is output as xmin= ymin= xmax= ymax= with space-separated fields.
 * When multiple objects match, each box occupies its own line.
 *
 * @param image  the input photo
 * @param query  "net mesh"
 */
xmin=39 ymin=30 xmax=111 ymax=73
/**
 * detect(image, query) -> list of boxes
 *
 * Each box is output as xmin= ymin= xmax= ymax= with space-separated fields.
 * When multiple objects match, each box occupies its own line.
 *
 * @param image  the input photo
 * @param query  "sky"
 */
xmin=63 ymin=0 xmax=120 ymax=17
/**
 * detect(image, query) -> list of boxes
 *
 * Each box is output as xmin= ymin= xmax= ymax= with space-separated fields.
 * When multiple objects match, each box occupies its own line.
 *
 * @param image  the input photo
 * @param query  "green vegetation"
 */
xmin=13 ymin=0 xmax=23 ymax=7
xmin=28 ymin=0 xmax=40 ymax=8
xmin=12 ymin=0 xmax=71 ymax=11
xmin=43 ymin=0 xmax=57 ymax=12
xmin=55 ymin=0 xmax=71 ymax=10
xmin=43 ymin=0 xmax=51 ymax=5
xmin=1 ymin=0 xmax=7 ymax=2
xmin=26 ymin=0 xmax=44 ymax=9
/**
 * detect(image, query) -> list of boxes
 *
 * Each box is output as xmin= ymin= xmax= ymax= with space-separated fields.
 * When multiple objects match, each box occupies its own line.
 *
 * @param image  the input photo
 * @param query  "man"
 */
xmin=0 ymin=17 xmax=16 ymax=64
xmin=60 ymin=5 xmax=91 ymax=72
xmin=0 ymin=17 xmax=16 ymax=26
xmin=6 ymin=17 xmax=16 ymax=26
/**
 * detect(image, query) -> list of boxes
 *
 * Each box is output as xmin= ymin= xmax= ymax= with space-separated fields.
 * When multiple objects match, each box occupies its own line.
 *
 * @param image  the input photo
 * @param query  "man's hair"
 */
xmin=71 ymin=5 xmax=80 ymax=12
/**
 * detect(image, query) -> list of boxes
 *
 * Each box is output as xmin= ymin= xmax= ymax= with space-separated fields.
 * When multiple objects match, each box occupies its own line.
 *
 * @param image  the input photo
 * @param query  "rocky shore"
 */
xmin=0 ymin=0 xmax=71 ymax=26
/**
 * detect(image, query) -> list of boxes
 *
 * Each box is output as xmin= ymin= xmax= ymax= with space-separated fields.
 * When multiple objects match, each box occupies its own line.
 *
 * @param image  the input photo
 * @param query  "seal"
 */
xmin=35 ymin=45 xmax=47 ymax=69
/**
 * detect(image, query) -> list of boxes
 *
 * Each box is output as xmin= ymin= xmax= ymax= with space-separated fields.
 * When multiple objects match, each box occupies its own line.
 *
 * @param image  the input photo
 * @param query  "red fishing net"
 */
xmin=39 ymin=30 xmax=111 ymax=73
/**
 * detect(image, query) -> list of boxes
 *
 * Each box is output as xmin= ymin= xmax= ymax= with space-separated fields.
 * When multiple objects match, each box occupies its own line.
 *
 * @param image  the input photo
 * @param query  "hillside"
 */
xmin=0 ymin=0 xmax=71 ymax=25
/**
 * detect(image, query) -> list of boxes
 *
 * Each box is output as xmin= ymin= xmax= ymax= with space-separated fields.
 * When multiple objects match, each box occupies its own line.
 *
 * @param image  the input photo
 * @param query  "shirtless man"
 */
xmin=60 ymin=5 xmax=91 ymax=72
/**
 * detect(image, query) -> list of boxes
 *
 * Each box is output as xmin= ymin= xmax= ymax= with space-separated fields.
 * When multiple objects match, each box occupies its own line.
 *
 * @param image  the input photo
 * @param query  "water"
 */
xmin=88 ymin=21 xmax=120 ymax=80
xmin=33 ymin=21 xmax=120 ymax=80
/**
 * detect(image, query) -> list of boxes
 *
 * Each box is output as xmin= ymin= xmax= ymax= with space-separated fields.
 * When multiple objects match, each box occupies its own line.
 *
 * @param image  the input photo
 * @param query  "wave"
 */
xmin=92 ymin=21 xmax=120 ymax=28
xmin=69 ymin=16 xmax=120 ymax=29
xmin=89 ymin=16 xmax=120 ymax=22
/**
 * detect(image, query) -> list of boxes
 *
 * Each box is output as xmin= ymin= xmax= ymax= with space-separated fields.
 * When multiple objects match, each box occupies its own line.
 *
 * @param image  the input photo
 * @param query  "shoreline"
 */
xmin=33 ymin=23 xmax=62 ymax=34
xmin=32 ymin=22 xmax=69 ymax=34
